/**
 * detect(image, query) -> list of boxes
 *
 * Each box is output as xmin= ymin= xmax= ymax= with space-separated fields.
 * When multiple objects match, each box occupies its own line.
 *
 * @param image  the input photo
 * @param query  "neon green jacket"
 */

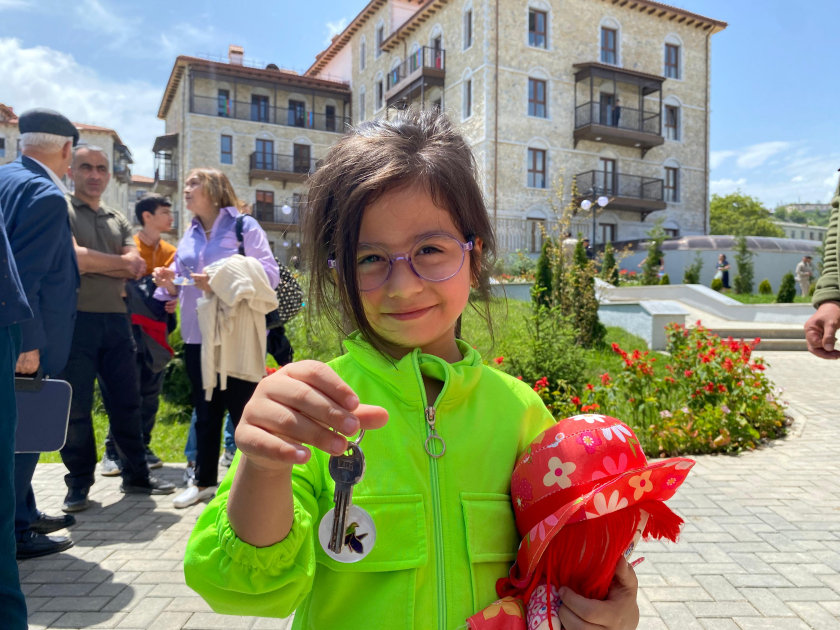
xmin=184 ymin=334 xmax=554 ymax=629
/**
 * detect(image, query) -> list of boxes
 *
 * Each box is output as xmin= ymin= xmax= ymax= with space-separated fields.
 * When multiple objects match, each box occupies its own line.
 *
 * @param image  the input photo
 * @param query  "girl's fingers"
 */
xmin=245 ymin=397 xmax=349 ymax=456
xmin=557 ymin=587 xmax=612 ymax=627
xmin=281 ymin=361 xmax=362 ymax=412
xmin=262 ymin=373 xmax=362 ymax=436
xmin=556 ymin=604 xmax=601 ymax=630
xmin=235 ymin=422 xmax=310 ymax=466
xmin=354 ymin=403 xmax=390 ymax=430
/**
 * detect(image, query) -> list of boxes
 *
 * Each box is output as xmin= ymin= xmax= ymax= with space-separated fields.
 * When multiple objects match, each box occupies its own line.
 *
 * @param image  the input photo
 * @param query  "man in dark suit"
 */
xmin=0 ymin=109 xmax=81 ymax=559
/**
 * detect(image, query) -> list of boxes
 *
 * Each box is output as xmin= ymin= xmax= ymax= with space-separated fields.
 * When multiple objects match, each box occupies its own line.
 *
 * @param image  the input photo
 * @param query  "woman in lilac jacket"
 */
xmin=153 ymin=168 xmax=279 ymax=508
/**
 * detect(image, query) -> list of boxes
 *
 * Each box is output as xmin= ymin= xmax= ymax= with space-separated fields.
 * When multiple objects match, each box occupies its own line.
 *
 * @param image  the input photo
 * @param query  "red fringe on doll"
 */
xmin=499 ymin=499 xmax=684 ymax=622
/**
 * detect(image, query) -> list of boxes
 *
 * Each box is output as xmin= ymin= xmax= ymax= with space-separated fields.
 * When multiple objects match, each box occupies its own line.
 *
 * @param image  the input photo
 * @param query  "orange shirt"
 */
xmin=134 ymin=233 xmax=177 ymax=276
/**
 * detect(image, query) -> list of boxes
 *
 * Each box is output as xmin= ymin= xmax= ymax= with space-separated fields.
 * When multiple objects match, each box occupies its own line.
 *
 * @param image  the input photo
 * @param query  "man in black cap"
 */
xmin=0 ymin=108 xmax=80 ymax=559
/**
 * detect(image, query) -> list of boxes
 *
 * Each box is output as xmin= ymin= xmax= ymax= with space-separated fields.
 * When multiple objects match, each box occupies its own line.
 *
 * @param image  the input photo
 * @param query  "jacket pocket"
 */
xmin=306 ymin=494 xmax=427 ymax=629
xmin=461 ymin=493 xmax=519 ymax=612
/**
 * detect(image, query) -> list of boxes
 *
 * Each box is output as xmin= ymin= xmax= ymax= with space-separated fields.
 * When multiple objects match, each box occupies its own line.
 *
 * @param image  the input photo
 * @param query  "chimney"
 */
xmin=228 ymin=45 xmax=244 ymax=65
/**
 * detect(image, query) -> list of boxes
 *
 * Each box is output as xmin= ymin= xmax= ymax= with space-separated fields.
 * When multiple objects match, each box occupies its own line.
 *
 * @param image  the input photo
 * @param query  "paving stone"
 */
xmin=50 ymin=612 xmax=128 ymax=628
xmin=738 ymin=588 xmax=797 ymax=617
xmin=786 ymin=602 xmax=840 ymax=630
xmin=147 ymin=612 xmax=192 ymax=630
xmin=183 ymin=612 xmax=254 ymax=629
xmin=686 ymin=602 xmax=761 ymax=618
xmin=653 ymin=602 xmax=704 ymax=630
xmin=251 ymin=618 xmax=295 ymax=629
xmin=699 ymin=620 xmax=740 ymax=630
xmin=695 ymin=575 xmax=745 ymax=602
xmin=115 ymin=597 xmax=173 ymax=628
xmin=771 ymin=587 xmax=840 ymax=602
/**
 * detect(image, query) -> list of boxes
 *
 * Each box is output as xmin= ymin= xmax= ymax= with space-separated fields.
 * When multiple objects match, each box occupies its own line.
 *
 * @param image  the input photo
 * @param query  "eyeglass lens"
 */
xmin=356 ymin=234 xmax=468 ymax=291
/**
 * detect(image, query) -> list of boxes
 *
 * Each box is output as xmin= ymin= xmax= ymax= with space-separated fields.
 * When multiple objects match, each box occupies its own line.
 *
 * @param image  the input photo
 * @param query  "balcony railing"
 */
xmin=249 ymin=152 xmax=316 ymax=176
xmin=576 ymin=170 xmax=664 ymax=203
xmin=496 ymin=218 xmax=591 ymax=255
xmin=192 ymin=95 xmax=349 ymax=133
xmin=574 ymin=103 xmax=660 ymax=136
xmin=154 ymin=153 xmax=177 ymax=182
xmin=387 ymin=46 xmax=445 ymax=91
xmin=253 ymin=203 xmax=301 ymax=226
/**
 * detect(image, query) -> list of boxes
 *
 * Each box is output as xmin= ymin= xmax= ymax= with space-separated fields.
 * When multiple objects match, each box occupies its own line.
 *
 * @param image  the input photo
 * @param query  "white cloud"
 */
xmin=710 ymin=178 xmax=747 ymax=195
xmin=0 ymin=37 xmax=163 ymax=176
xmin=791 ymin=175 xmax=803 ymax=182
xmin=74 ymin=0 xmax=133 ymax=41
xmin=735 ymin=141 xmax=791 ymax=169
xmin=710 ymin=150 xmax=735 ymax=170
xmin=325 ymin=18 xmax=349 ymax=45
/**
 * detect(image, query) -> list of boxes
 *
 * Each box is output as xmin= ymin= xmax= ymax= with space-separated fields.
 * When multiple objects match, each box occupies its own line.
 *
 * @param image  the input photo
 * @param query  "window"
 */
xmin=599 ymin=158 xmax=616 ymax=195
xmin=665 ymin=105 xmax=680 ymax=141
xmin=325 ymin=105 xmax=336 ymax=132
xmin=288 ymin=99 xmax=305 ymax=128
xmin=664 ymin=228 xmax=679 ymax=238
xmin=293 ymin=144 xmax=311 ymax=174
xmin=376 ymin=80 xmax=384 ymax=111
xmin=255 ymin=191 xmax=274 ymax=222
xmin=0 ymin=138 xmax=4 ymax=158
xmin=360 ymin=39 xmax=367 ymax=71
xmin=810 ymin=232 xmax=815 ymax=240
xmin=528 ymin=78 xmax=547 ymax=118
xmin=432 ymin=35 xmax=443 ymax=68
xmin=601 ymin=223 xmax=616 ymax=243
xmin=220 ymin=135 xmax=233 ymax=164
xmin=665 ymin=44 xmax=680 ymax=79
xmin=463 ymin=79 xmax=472 ymax=119
xmin=15 ymin=139 xmax=20 ymax=158
xmin=376 ymin=25 xmax=384 ymax=58
xmin=528 ymin=220 xmax=545 ymax=254
xmin=254 ymin=139 xmax=274 ymax=170
xmin=464 ymin=10 xmax=473 ymax=49
xmin=664 ymin=167 xmax=679 ymax=202
xmin=529 ymin=10 xmax=547 ymax=48
xmin=251 ymin=95 xmax=269 ymax=122
xmin=527 ymin=148 xmax=546 ymax=188
xmin=360 ymin=90 xmax=366 ymax=121
xmin=218 ymin=90 xmax=231 ymax=117
xmin=601 ymin=28 xmax=617 ymax=64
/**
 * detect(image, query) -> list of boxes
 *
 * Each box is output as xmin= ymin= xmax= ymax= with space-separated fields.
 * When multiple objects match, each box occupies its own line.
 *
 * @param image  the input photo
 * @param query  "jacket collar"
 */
xmin=20 ymin=155 xmax=68 ymax=194
xmin=342 ymin=332 xmax=484 ymax=405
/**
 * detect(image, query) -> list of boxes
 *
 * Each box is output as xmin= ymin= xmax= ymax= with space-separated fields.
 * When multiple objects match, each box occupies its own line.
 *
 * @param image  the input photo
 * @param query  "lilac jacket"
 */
xmin=155 ymin=206 xmax=279 ymax=344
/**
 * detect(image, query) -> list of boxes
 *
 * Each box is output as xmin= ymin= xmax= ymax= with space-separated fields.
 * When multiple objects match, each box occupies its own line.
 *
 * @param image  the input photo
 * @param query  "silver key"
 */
xmin=328 ymin=441 xmax=366 ymax=553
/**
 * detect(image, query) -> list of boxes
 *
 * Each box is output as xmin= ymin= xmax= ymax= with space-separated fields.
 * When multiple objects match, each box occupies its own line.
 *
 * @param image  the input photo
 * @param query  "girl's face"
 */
xmin=184 ymin=176 xmax=213 ymax=216
xmin=357 ymin=185 xmax=476 ymax=362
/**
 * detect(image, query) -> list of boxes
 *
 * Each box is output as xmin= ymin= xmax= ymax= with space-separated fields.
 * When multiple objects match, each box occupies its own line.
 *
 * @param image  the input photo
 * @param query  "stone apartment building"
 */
xmin=0 ymin=103 xmax=135 ymax=220
xmin=306 ymin=0 xmax=726 ymax=254
xmin=152 ymin=47 xmax=351 ymax=262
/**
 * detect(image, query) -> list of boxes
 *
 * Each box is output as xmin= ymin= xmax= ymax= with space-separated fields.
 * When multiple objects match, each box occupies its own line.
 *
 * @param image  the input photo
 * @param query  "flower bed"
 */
xmin=496 ymin=321 xmax=788 ymax=456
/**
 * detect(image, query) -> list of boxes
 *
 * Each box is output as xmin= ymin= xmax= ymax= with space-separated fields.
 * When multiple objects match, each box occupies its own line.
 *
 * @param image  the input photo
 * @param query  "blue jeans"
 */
xmin=1 ymin=325 xmax=28 ymax=629
xmin=184 ymin=409 xmax=235 ymax=462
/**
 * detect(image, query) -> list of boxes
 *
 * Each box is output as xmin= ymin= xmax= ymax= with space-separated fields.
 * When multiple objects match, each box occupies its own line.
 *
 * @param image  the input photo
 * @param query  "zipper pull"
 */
xmin=424 ymin=406 xmax=446 ymax=458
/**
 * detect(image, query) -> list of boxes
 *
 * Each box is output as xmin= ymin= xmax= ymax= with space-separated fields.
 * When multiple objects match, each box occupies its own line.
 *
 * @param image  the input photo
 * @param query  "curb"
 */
xmin=782 ymin=402 xmax=807 ymax=439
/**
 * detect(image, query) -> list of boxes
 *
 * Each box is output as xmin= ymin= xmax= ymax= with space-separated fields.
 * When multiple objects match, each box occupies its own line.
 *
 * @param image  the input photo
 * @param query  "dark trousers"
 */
xmin=0 ymin=325 xmax=28 ymax=628
xmin=102 ymin=358 xmax=166 ymax=460
xmin=13 ymin=452 xmax=39 ymax=538
xmin=57 ymin=312 xmax=149 ymax=489
xmin=185 ymin=344 xmax=257 ymax=488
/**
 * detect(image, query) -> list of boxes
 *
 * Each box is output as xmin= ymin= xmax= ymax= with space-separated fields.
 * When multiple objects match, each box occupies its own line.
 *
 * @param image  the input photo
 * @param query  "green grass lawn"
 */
xmin=727 ymin=293 xmax=811 ymax=304
xmin=41 ymin=297 xmax=655 ymax=465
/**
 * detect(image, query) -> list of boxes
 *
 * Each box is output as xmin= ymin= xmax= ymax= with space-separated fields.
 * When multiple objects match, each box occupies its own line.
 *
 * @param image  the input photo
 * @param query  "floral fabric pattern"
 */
xmin=542 ymin=457 xmax=576 ymax=489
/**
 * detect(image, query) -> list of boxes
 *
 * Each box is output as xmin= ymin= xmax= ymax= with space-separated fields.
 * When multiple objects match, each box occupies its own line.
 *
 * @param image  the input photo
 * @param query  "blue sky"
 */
xmin=1 ymin=0 xmax=837 ymax=206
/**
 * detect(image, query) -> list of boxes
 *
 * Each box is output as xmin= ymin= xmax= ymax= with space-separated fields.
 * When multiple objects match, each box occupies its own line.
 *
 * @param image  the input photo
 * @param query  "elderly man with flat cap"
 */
xmin=0 ymin=109 xmax=80 ymax=560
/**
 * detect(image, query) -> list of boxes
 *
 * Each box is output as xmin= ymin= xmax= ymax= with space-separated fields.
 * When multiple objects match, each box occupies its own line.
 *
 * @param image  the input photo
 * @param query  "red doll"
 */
xmin=467 ymin=414 xmax=694 ymax=630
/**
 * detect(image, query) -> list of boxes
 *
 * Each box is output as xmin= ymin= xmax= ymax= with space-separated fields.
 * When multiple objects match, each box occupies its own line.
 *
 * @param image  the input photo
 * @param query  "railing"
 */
xmin=253 ymin=203 xmax=301 ymax=226
xmin=574 ymin=102 xmax=661 ymax=136
xmin=576 ymin=170 xmax=664 ymax=202
xmin=192 ymin=95 xmax=350 ymax=133
xmin=154 ymin=153 xmax=177 ymax=181
xmin=249 ymin=152 xmax=317 ymax=176
xmin=387 ymin=46 xmax=445 ymax=91
xmin=496 ymin=218 xmax=591 ymax=255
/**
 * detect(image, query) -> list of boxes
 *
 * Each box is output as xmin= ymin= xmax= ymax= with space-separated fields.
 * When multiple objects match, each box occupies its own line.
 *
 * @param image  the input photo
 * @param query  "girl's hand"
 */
xmin=557 ymin=557 xmax=639 ymax=630
xmin=192 ymin=273 xmax=212 ymax=293
xmin=154 ymin=266 xmax=175 ymax=287
xmin=805 ymin=300 xmax=840 ymax=359
xmin=235 ymin=360 xmax=389 ymax=474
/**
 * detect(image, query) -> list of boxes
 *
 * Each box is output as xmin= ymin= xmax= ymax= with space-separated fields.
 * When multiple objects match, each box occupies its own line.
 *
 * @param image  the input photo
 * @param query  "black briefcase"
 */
xmin=14 ymin=370 xmax=72 ymax=453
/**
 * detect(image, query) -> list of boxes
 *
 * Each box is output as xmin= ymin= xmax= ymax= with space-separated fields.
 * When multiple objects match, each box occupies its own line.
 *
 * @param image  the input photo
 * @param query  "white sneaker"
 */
xmin=100 ymin=454 xmax=122 ymax=477
xmin=218 ymin=450 xmax=235 ymax=468
xmin=183 ymin=462 xmax=195 ymax=485
xmin=173 ymin=485 xmax=217 ymax=509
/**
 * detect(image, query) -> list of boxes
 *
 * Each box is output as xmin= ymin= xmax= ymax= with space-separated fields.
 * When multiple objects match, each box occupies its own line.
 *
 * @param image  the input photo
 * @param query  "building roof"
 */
xmin=596 ymin=0 xmax=727 ymax=33
xmin=663 ymin=235 xmax=818 ymax=253
xmin=131 ymin=175 xmax=155 ymax=184
xmin=380 ymin=0 xmax=449 ymax=53
xmin=0 ymin=103 xmax=18 ymax=124
xmin=158 ymin=55 xmax=351 ymax=120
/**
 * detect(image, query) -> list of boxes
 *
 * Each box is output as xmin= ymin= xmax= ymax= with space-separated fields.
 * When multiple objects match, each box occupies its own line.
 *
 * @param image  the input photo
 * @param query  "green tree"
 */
xmin=531 ymin=238 xmax=554 ymax=309
xmin=776 ymin=272 xmax=796 ymax=303
xmin=601 ymin=242 xmax=619 ymax=285
xmin=732 ymin=236 xmax=754 ymax=295
xmin=758 ymin=279 xmax=773 ymax=295
xmin=773 ymin=206 xmax=788 ymax=221
xmin=710 ymin=192 xmax=784 ymax=237
xmin=641 ymin=221 xmax=666 ymax=285
xmin=660 ymin=273 xmax=671 ymax=285
xmin=683 ymin=252 xmax=704 ymax=284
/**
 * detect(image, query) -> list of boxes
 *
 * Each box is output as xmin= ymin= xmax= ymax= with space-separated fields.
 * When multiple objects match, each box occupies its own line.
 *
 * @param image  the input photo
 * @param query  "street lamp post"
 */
xmin=579 ymin=187 xmax=611 ymax=247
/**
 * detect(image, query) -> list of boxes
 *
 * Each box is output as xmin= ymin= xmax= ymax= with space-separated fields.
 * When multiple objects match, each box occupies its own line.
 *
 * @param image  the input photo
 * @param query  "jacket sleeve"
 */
xmin=242 ymin=216 xmax=280 ymax=289
xmin=11 ymin=191 xmax=71 ymax=354
xmin=184 ymin=452 xmax=323 ymax=618
xmin=813 ymin=182 xmax=840 ymax=308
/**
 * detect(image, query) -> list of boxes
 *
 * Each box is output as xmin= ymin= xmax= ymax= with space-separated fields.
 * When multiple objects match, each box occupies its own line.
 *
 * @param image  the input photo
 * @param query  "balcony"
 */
xmin=385 ymin=46 xmax=446 ymax=107
xmin=113 ymin=144 xmax=133 ymax=184
xmin=152 ymin=134 xmax=178 ymax=195
xmin=573 ymin=62 xmax=664 ymax=158
xmin=249 ymin=152 xmax=316 ymax=185
xmin=496 ymin=218 xmax=591 ymax=255
xmin=192 ymin=95 xmax=350 ymax=133
xmin=253 ymin=202 xmax=302 ymax=231
xmin=575 ymin=170 xmax=666 ymax=220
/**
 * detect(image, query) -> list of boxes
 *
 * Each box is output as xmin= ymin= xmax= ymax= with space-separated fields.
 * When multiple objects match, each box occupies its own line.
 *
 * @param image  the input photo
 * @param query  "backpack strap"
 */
xmin=235 ymin=214 xmax=246 ymax=256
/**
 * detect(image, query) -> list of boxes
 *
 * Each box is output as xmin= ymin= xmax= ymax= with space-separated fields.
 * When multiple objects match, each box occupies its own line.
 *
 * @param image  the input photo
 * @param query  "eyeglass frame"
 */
xmin=327 ymin=233 xmax=475 ymax=292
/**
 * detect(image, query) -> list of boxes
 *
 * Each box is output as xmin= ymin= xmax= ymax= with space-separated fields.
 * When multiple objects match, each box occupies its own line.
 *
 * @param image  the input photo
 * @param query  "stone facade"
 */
xmin=311 ymin=0 xmax=725 ymax=252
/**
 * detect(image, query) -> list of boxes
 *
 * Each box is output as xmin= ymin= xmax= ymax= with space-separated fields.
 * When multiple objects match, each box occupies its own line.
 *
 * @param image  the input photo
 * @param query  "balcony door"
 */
xmin=599 ymin=158 xmax=616 ymax=195
xmin=255 ymin=191 xmax=274 ymax=223
xmin=599 ymin=94 xmax=616 ymax=127
xmin=432 ymin=36 xmax=443 ymax=68
xmin=600 ymin=223 xmax=616 ymax=244
xmin=325 ymin=105 xmax=336 ymax=132
xmin=288 ymin=100 xmax=306 ymax=128
xmin=255 ymin=139 xmax=274 ymax=171
xmin=251 ymin=95 xmax=269 ymax=122
xmin=293 ymin=144 xmax=311 ymax=174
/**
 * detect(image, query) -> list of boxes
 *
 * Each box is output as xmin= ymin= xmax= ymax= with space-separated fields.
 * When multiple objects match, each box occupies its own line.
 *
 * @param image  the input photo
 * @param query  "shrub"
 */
xmin=660 ymin=273 xmax=670 ymax=285
xmin=758 ymin=279 xmax=773 ymax=295
xmin=601 ymin=242 xmax=619 ymax=286
xmin=733 ymin=235 xmax=755 ymax=295
xmin=683 ymin=252 xmax=704 ymax=284
xmin=810 ymin=282 xmax=816 ymax=297
xmin=494 ymin=250 xmax=537 ymax=281
xmin=711 ymin=277 xmax=723 ymax=292
xmin=531 ymin=238 xmax=554 ymax=309
xmin=162 ymin=323 xmax=192 ymax=408
xmin=641 ymin=222 xmax=666 ymax=285
xmin=776 ymin=272 xmax=796 ymax=303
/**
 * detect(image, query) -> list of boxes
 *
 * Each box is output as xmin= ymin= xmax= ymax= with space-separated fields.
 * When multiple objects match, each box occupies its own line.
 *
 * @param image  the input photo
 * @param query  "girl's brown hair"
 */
xmin=186 ymin=168 xmax=241 ymax=210
xmin=304 ymin=108 xmax=496 ymax=350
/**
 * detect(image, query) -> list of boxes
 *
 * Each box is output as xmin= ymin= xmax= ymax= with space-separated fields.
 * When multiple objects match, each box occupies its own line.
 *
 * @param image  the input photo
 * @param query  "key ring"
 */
xmin=352 ymin=430 xmax=365 ymax=446
xmin=424 ymin=435 xmax=446 ymax=458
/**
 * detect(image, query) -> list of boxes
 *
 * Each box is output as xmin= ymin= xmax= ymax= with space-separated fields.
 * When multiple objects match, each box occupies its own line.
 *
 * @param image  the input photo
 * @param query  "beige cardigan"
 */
xmin=196 ymin=255 xmax=279 ymax=401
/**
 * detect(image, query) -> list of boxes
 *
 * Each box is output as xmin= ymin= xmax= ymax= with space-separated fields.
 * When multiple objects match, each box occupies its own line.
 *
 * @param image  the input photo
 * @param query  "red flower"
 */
xmin=700 ymin=353 xmax=712 ymax=364
xmin=600 ymin=373 xmax=612 ymax=385
xmin=581 ymin=403 xmax=600 ymax=412
xmin=722 ymin=358 xmax=734 ymax=372
xmin=718 ymin=384 xmax=727 ymax=393
xmin=571 ymin=396 xmax=581 ymax=406
xmin=751 ymin=363 xmax=766 ymax=371
xmin=493 ymin=357 xmax=504 ymax=365
xmin=704 ymin=382 xmax=715 ymax=393
xmin=517 ymin=375 xmax=523 ymax=380
xmin=684 ymin=369 xmax=694 ymax=378
xmin=664 ymin=376 xmax=676 ymax=384
xmin=265 ymin=366 xmax=278 ymax=376
xmin=586 ymin=383 xmax=595 ymax=391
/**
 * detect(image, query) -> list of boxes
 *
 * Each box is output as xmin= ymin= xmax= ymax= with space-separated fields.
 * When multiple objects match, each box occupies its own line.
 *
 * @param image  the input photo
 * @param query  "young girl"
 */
xmin=184 ymin=110 xmax=641 ymax=629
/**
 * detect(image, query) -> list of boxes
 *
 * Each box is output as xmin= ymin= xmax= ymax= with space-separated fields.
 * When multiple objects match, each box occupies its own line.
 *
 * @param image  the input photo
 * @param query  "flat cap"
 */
xmin=18 ymin=108 xmax=79 ymax=146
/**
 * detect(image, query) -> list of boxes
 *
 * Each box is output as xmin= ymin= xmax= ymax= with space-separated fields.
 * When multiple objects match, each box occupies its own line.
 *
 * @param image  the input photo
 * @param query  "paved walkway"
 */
xmin=19 ymin=351 xmax=840 ymax=629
